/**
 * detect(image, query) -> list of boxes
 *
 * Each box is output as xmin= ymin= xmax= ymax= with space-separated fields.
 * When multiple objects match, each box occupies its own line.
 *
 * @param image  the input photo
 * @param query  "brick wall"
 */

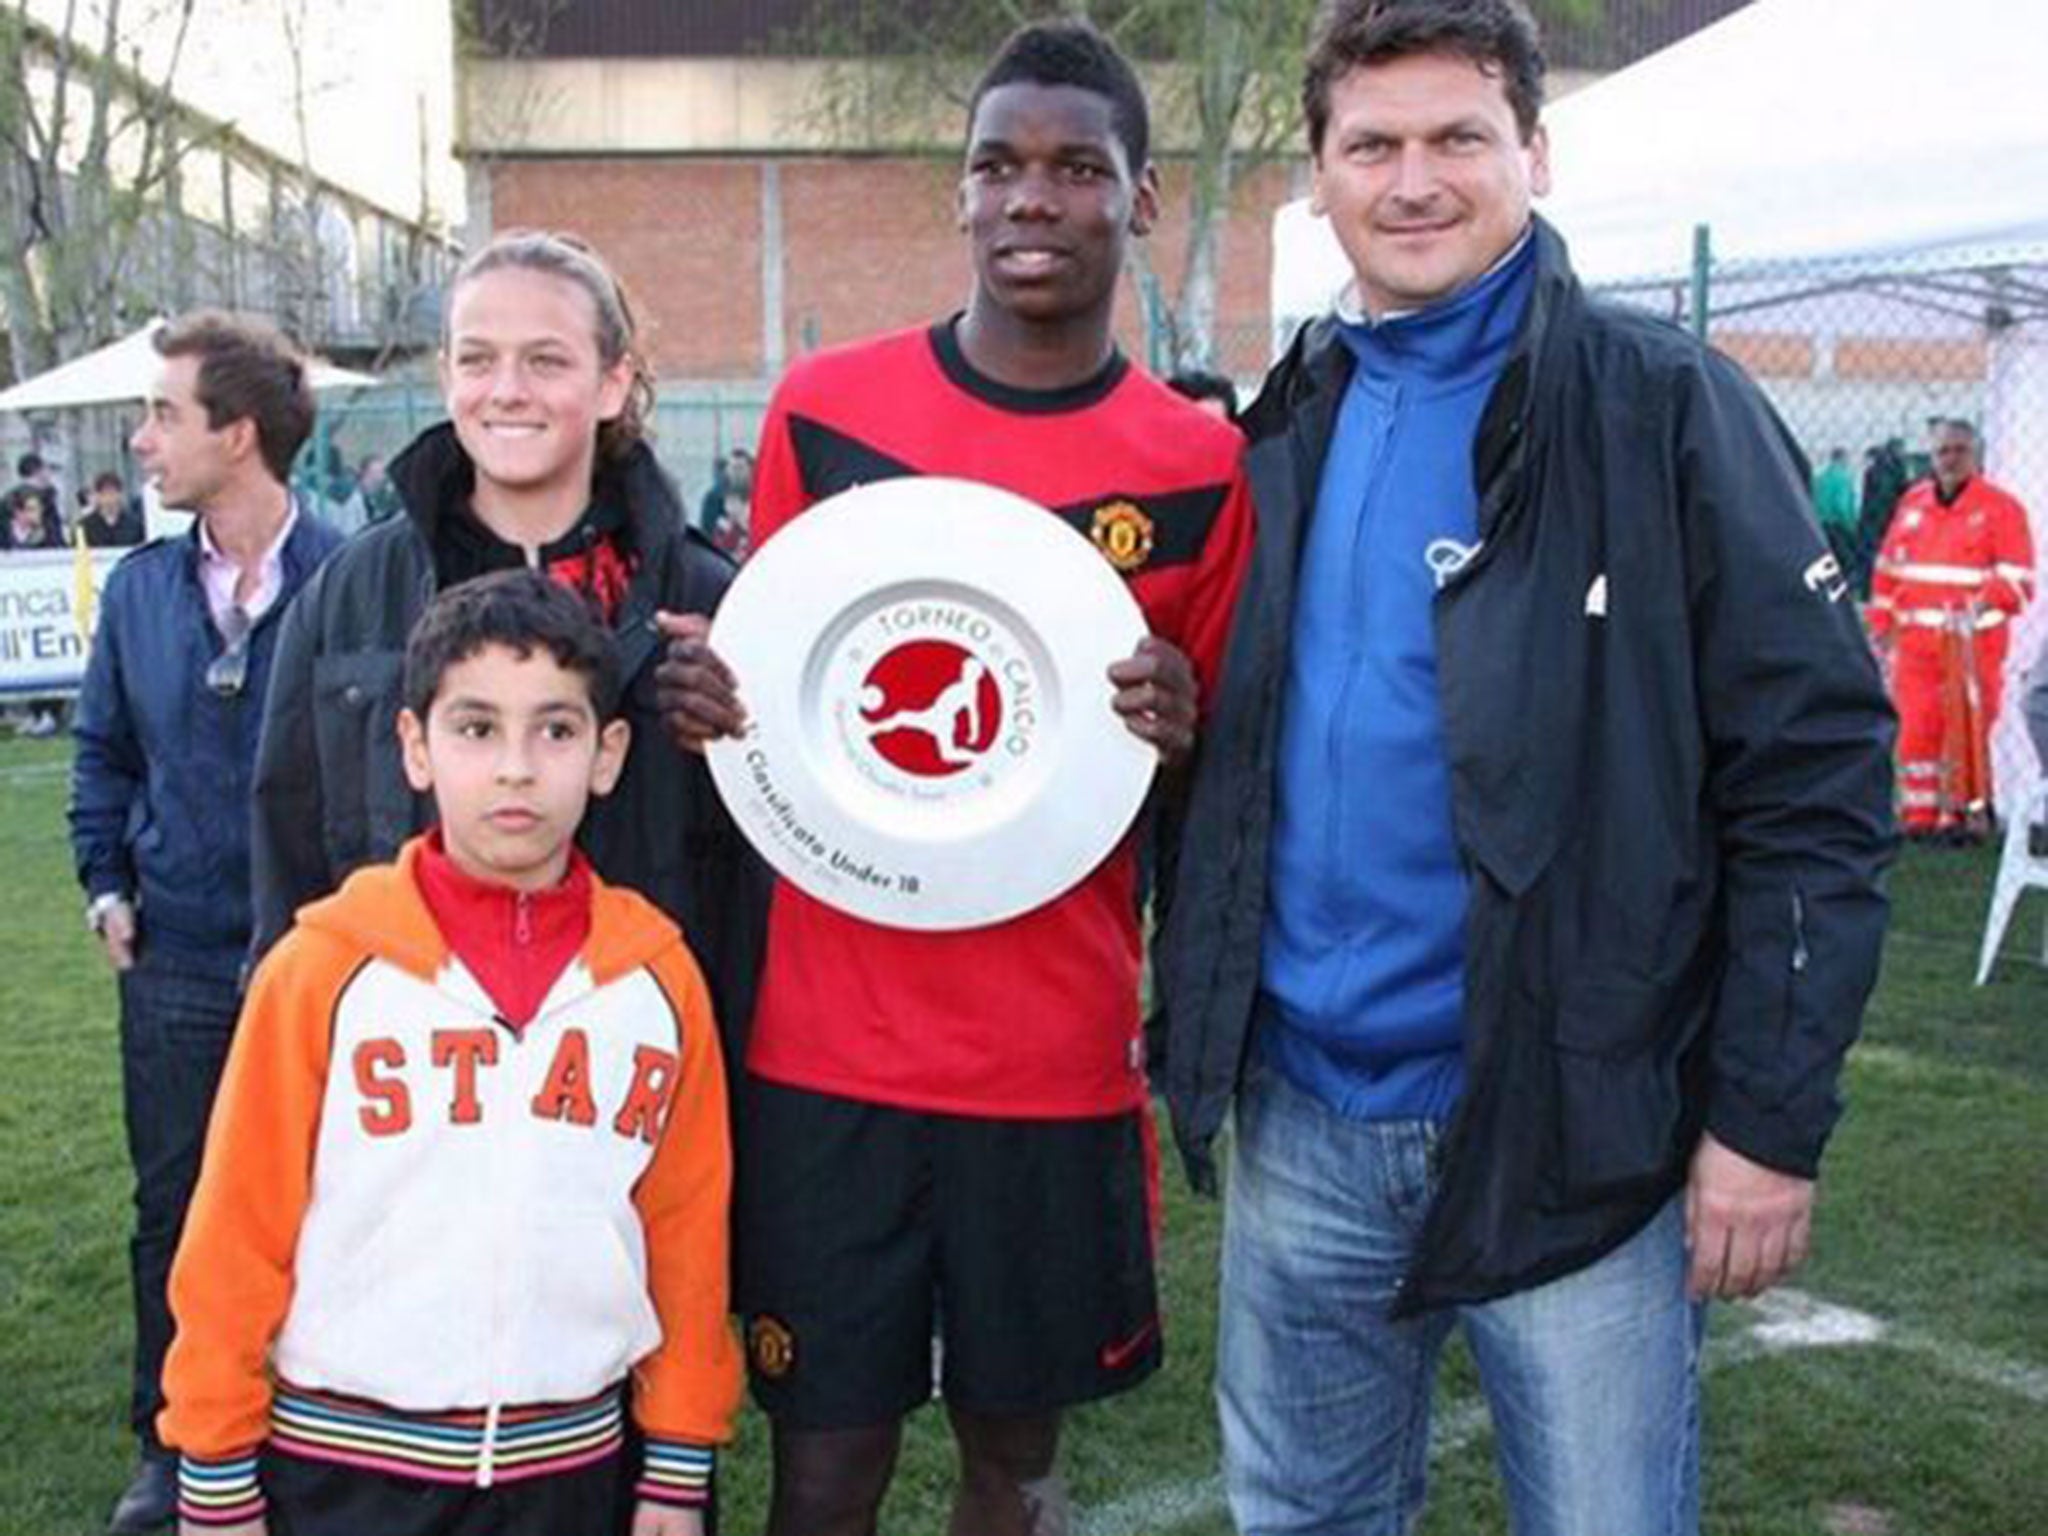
xmin=778 ymin=159 xmax=964 ymax=358
xmin=481 ymin=153 xmax=1298 ymax=382
xmin=1145 ymin=160 xmax=1301 ymax=376
xmin=492 ymin=158 xmax=766 ymax=376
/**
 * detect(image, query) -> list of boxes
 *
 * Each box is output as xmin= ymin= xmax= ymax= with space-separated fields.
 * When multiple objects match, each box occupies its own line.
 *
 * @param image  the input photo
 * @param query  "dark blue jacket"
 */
xmin=1158 ymin=219 xmax=1896 ymax=1312
xmin=69 ymin=511 xmax=343 ymax=976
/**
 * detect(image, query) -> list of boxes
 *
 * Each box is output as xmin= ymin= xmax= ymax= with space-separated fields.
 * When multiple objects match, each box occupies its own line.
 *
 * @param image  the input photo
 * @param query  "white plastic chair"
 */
xmin=1974 ymin=780 xmax=2048 ymax=984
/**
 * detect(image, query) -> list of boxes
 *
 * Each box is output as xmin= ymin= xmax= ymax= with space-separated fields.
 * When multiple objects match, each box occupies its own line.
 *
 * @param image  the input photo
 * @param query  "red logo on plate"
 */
xmin=859 ymin=640 xmax=1002 ymax=777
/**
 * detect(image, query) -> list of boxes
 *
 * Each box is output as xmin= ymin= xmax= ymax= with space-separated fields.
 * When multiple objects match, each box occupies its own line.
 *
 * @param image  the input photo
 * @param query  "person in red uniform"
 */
xmin=1869 ymin=418 xmax=2036 ymax=837
xmin=655 ymin=20 xmax=1253 ymax=1536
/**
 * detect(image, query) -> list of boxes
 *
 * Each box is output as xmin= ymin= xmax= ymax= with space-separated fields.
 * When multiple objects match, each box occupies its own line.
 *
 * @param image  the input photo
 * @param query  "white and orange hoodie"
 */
xmin=160 ymin=837 xmax=741 ymax=1528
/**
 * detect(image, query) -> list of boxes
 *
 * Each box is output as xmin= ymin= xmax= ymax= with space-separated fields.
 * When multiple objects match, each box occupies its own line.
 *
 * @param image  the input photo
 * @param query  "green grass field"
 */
xmin=3 ymin=731 xmax=2043 ymax=1535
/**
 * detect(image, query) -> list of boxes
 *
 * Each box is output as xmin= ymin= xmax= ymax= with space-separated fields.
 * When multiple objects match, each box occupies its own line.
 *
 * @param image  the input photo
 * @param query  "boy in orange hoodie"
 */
xmin=160 ymin=569 xmax=740 ymax=1536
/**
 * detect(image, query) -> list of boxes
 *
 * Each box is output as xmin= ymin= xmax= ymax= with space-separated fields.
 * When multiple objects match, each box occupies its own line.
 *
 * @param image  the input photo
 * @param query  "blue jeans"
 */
xmin=1219 ymin=1066 xmax=1703 ymax=1536
xmin=118 ymin=949 xmax=240 ymax=1454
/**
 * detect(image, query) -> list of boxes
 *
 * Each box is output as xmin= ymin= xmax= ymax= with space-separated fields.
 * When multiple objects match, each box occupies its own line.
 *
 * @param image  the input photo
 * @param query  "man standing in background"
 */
xmin=81 ymin=472 xmax=146 ymax=548
xmin=1869 ymin=418 xmax=2035 ymax=840
xmin=68 ymin=313 xmax=340 ymax=1534
xmin=700 ymin=446 xmax=756 ymax=558
xmin=1855 ymin=436 xmax=1911 ymax=598
xmin=1812 ymin=445 xmax=1861 ymax=584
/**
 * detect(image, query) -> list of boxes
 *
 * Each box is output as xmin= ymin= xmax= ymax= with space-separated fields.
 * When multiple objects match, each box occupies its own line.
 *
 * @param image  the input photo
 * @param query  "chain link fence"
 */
xmin=300 ymin=381 xmax=770 ymax=539
xmin=1590 ymin=246 xmax=2048 ymax=857
xmin=1247 ymin=237 xmax=2048 ymax=871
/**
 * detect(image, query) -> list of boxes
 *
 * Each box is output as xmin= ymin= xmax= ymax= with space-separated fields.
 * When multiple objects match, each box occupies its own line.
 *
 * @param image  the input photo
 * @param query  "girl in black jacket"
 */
xmin=252 ymin=230 xmax=768 ymax=1039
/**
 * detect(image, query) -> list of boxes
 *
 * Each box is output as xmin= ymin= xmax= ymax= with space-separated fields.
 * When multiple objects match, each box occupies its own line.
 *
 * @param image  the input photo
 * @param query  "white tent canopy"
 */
xmin=1272 ymin=0 xmax=2048 ymax=318
xmin=0 ymin=319 xmax=376 ymax=412
xmin=1539 ymin=0 xmax=2048 ymax=284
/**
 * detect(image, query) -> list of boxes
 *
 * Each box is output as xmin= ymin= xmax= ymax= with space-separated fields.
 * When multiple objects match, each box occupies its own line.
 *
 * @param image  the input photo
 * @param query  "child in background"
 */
xmin=161 ymin=570 xmax=740 ymax=1536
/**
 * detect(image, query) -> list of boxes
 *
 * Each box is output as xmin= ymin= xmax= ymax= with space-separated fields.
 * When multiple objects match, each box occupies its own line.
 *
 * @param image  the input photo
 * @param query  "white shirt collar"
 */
xmin=197 ymin=499 xmax=299 ymax=626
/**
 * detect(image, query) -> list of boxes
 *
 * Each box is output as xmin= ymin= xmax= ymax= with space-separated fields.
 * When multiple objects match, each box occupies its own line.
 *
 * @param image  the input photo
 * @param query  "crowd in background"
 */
xmin=0 ymin=453 xmax=145 ymax=553
xmin=1807 ymin=435 xmax=1924 ymax=600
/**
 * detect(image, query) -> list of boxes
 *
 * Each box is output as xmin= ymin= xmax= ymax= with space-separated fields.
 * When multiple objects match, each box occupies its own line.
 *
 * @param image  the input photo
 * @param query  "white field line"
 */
xmin=0 ymin=759 xmax=67 ymax=782
xmin=1744 ymin=1288 xmax=2048 ymax=1404
xmin=1076 ymin=1288 xmax=2045 ymax=1535
xmin=1079 ymin=1473 xmax=1225 ymax=1536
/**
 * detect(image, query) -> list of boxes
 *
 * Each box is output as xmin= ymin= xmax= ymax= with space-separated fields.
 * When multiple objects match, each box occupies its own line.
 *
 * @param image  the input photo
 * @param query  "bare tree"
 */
xmin=0 ymin=0 xmax=212 ymax=377
xmin=279 ymin=0 xmax=462 ymax=365
xmin=273 ymin=0 xmax=329 ymax=347
xmin=457 ymin=0 xmax=572 ymax=224
xmin=1139 ymin=0 xmax=1312 ymax=369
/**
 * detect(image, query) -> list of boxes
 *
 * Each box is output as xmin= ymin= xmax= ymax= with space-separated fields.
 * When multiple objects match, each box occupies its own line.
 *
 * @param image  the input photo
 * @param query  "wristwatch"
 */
xmin=86 ymin=891 xmax=127 ymax=935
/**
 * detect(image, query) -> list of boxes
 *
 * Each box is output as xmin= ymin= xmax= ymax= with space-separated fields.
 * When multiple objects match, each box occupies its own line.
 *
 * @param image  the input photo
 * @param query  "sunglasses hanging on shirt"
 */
xmin=206 ymin=604 xmax=253 ymax=698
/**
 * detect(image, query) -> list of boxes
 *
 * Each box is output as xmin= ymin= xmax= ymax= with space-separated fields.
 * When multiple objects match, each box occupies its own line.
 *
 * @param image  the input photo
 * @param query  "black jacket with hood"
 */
xmin=251 ymin=424 xmax=770 ymax=1044
xmin=1156 ymin=218 xmax=1896 ymax=1313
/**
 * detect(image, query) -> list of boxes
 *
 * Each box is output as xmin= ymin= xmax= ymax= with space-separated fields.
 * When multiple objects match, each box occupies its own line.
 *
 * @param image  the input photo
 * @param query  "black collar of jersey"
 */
xmin=929 ymin=316 xmax=1129 ymax=416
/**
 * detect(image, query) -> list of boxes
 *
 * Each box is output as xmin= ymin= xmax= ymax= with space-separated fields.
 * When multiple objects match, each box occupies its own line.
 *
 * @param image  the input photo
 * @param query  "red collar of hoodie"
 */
xmin=413 ymin=831 xmax=593 ymax=1033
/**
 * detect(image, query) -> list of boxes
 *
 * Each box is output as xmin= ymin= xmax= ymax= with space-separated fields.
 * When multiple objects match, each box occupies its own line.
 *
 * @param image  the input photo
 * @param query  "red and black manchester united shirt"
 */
xmin=744 ymin=320 xmax=1255 ymax=1120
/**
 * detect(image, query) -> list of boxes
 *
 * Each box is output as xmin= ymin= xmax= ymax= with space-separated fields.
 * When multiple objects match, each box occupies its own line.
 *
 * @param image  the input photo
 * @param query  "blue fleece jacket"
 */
xmin=1259 ymin=235 xmax=1534 ymax=1121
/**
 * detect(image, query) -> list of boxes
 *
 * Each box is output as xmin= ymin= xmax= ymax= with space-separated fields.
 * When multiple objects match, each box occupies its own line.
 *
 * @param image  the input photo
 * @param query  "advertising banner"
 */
xmin=0 ymin=546 xmax=126 ymax=697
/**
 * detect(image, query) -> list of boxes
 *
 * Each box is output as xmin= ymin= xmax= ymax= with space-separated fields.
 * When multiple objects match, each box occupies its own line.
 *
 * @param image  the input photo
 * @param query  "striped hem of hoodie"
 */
xmin=636 ymin=1438 xmax=715 ymax=1507
xmin=266 ymin=1380 xmax=624 ymax=1486
xmin=178 ymin=1451 xmax=264 ymax=1527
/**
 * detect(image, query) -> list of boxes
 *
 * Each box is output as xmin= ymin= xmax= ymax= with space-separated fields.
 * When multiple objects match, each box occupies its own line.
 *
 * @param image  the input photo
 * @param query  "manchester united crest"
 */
xmin=1089 ymin=501 xmax=1155 ymax=573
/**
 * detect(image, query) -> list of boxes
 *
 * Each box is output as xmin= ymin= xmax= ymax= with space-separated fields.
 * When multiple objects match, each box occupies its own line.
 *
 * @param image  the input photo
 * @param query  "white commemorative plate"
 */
xmin=705 ymin=476 xmax=1156 ymax=931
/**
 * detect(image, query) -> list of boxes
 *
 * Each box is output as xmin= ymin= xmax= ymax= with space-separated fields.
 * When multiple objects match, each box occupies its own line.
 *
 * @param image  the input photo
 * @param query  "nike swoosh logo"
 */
xmin=1098 ymin=1317 xmax=1160 ymax=1372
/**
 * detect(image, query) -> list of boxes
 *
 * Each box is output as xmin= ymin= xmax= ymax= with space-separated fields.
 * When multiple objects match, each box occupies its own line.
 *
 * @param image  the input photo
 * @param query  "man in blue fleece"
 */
xmin=1157 ymin=4 xmax=1895 ymax=1534
xmin=1260 ymin=172 xmax=1534 ymax=1134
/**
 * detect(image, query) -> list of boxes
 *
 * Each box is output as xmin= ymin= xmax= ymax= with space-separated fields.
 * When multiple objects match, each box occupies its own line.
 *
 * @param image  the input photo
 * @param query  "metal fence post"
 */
xmin=1690 ymin=223 xmax=1712 ymax=343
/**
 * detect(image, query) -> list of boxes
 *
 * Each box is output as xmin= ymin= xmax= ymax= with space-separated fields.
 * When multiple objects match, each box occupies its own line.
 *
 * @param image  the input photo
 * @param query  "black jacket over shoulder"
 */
xmin=251 ymin=424 xmax=770 ymax=1045
xmin=1156 ymin=218 xmax=1896 ymax=1313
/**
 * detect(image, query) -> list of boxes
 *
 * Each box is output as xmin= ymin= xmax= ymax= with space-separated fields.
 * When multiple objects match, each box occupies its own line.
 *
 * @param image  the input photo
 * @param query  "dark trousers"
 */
xmin=117 ymin=951 xmax=239 ymax=1455
xmin=262 ymin=1450 xmax=630 ymax=1536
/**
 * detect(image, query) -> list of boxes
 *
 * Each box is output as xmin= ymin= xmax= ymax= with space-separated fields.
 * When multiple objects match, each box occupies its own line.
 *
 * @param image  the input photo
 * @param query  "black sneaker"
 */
xmin=106 ymin=1456 xmax=176 ymax=1535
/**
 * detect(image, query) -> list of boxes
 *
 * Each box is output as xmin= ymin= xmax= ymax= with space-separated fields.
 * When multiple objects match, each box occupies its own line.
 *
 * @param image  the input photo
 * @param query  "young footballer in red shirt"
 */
xmin=656 ymin=20 xmax=1253 ymax=1536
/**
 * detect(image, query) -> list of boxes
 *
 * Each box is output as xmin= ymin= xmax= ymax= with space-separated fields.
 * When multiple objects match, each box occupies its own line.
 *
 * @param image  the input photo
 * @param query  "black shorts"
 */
xmin=262 ymin=1447 xmax=629 ymax=1536
xmin=736 ymin=1076 xmax=1162 ymax=1429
